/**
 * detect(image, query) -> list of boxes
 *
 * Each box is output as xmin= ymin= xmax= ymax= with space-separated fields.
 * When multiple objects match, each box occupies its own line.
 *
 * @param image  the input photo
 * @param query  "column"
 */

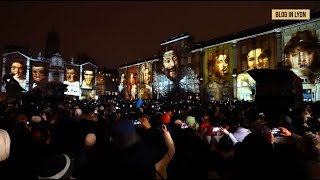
xmin=232 ymin=42 xmax=237 ymax=100
xmin=25 ymin=58 xmax=30 ymax=91
xmin=276 ymin=32 xmax=282 ymax=65
xmin=79 ymin=65 xmax=83 ymax=99
xmin=1 ymin=55 xmax=6 ymax=92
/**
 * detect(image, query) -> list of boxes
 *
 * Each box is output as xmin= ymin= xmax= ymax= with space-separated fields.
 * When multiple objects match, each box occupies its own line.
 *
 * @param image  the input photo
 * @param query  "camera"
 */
xmin=133 ymin=119 xmax=141 ymax=125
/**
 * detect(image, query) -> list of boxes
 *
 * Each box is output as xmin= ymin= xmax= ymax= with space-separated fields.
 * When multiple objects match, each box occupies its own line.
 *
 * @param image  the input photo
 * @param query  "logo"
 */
xmin=272 ymin=9 xmax=310 ymax=20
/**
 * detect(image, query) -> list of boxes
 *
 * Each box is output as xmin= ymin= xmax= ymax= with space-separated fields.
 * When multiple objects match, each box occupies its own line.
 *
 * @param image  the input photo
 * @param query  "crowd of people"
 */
xmin=0 ymin=96 xmax=320 ymax=179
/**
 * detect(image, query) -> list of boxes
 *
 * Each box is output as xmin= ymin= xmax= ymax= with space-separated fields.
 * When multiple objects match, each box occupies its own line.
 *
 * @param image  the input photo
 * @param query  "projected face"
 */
xmin=65 ymin=68 xmax=77 ymax=82
xmin=163 ymin=50 xmax=176 ymax=70
xmin=11 ymin=61 xmax=24 ymax=80
xmin=283 ymin=30 xmax=320 ymax=83
xmin=284 ymin=30 xmax=318 ymax=70
xmin=287 ymin=48 xmax=314 ymax=69
xmin=32 ymin=66 xmax=45 ymax=82
xmin=214 ymin=54 xmax=228 ymax=77
xmin=130 ymin=73 xmax=138 ymax=100
xmin=143 ymin=68 xmax=151 ymax=84
xmin=247 ymin=48 xmax=270 ymax=70
xmin=82 ymin=70 xmax=93 ymax=89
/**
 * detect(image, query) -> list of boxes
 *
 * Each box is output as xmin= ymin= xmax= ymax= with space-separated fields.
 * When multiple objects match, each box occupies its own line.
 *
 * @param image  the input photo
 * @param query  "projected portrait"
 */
xmin=129 ymin=73 xmax=138 ymax=100
xmin=65 ymin=68 xmax=79 ymax=83
xmin=163 ymin=50 xmax=178 ymax=79
xmin=118 ymin=73 xmax=125 ymax=92
xmin=30 ymin=64 xmax=48 ymax=89
xmin=247 ymin=48 xmax=270 ymax=70
xmin=32 ymin=66 xmax=46 ymax=82
xmin=237 ymin=72 xmax=256 ymax=101
xmin=64 ymin=68 xmax=80 ymax=96
xmin=140 ymin=63 xmax=152 ymax=99
xmin=283 ymin=30 xmax=320 ymax=83
xmin=8 ymin=60 xmax=27 ymax=89
xmin=81 ymin=70 xmax=94 ymax=89
xmin=213 ymin=54 xmax=229 ymax=78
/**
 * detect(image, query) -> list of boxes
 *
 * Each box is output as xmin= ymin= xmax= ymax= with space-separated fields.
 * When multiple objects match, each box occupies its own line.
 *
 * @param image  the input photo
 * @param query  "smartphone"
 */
xmin=133 ymin=120 xmax=141 ymax=125
xmin=212 ymin=127 xmax=220 ymax=132
xmin=271 ymin=128 xmax=280 ymax=135
xmin=181 ymin=122 xmax=189 ymax=129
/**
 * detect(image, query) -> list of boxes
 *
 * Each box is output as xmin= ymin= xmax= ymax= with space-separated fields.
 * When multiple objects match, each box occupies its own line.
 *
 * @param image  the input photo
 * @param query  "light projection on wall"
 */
xmin=283 ymin=29 xmax=320 ymax=83
xmin=179 ymin=67 xmax=200 ymax=93
xmin=237 ymin=72 xmax=256 ymax=101
xmin=153 ymin=71 xmax=174 ymax=97
xmin=118 ymin=73 xmax=125 ymax=92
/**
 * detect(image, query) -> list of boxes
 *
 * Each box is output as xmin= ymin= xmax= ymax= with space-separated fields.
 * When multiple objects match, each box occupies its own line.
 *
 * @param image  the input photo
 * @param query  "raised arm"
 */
xmin=155 ymin=124 xmax=175 ymax=179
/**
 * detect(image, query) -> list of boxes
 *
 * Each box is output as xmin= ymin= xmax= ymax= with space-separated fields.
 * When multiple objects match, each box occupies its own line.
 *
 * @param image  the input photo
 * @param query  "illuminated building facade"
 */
xmin=118 ymin=58 xmax=159 ymax=100
xmin=118 ymin=14 xmax=320 ymax=102
xmin=1 ymin=51 xmax=98 ymax=100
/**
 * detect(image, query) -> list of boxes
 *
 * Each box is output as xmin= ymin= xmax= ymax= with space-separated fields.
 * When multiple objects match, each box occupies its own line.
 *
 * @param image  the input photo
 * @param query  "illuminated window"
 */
xmin=242 ymin=81 xmax=248 ymax=86
xmin=112 ymin=78 xmax=115 ymax=81
xmin=115 ymin=92 xmax=118 ymax=95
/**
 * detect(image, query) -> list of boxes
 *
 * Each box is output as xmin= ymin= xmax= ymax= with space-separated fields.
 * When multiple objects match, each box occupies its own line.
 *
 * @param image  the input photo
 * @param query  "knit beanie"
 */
xmin=186 ymin=116 xmax=199 ymax=130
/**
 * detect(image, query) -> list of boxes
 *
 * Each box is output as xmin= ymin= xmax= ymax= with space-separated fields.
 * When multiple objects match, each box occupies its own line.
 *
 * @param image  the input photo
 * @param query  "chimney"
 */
xmin=71 ymin=57 xmax=74 ymax=64
xmin=38 ymin=51 xmax=42 ymax=60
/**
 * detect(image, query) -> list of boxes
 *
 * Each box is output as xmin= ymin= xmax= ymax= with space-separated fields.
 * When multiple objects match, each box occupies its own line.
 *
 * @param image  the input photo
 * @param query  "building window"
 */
xmin=188 ymin=57 xmax=191 ymax=64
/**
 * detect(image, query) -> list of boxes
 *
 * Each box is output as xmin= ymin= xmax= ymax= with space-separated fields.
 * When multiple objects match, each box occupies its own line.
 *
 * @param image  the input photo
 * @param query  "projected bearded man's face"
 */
xmin=214 ymin=54 xmax=228 ymax=77
xmin=163 ymin=50 xmax=176 ymax=70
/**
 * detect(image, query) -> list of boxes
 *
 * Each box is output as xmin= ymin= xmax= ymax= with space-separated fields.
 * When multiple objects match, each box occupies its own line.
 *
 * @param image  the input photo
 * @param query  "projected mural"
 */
xmin=179 ymin=67 xmax=200 ymax=93
xmin=235 ymin=34 xmax=275 ymax=101
xmin=237 ymin=72 xmax=256 ymax=101
xmin=64 ymin=66 xmax=80 ymax=96
xmin=118 ymin=73 xmax=125 ymax=93
xmin=126 ymin=66 xmax=138 ymax=100
xmin=139 ymin=62 xmax=152 ymax=99
xmin=162 ymin=50 xmax=178 ymax=79
xmin=237 ymin=34 xmax=275 ymax=72
xmin=30 ymin=62 xmax=49 ymax=89
xmin=204 ymin=45 xmax=233 ymax=100
xmin=5 ymin=57 xmax=27 ymax=90
xmin=283 ymin=29 xmax=320 ymax=101
xmin=81 ymin=70 xmax=94 ymax=89
xmin=283 ymin=29 xmax=320 ymax=83
xmin=153 ymin=71 xmax=174 ymax=97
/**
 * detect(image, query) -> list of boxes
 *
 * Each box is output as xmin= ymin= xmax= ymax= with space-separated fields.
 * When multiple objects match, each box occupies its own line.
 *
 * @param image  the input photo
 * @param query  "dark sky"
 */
xmin=0 ymin=1 xmax=319 ymax=69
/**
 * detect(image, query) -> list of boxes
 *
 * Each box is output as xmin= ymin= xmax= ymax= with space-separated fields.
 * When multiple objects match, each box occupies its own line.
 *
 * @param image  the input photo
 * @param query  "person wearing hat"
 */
xmin=109 ymin=119 xmax=156 ymax=179
xmin=186 ymin=116 xmax=199 ymax=131
xmin=109 ymin=119 xmax=175 ymax=179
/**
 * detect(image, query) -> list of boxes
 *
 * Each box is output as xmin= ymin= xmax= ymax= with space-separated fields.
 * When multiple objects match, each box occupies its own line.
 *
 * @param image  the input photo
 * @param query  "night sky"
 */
xmin=0 ymin=1 xmax=319 ymax=69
